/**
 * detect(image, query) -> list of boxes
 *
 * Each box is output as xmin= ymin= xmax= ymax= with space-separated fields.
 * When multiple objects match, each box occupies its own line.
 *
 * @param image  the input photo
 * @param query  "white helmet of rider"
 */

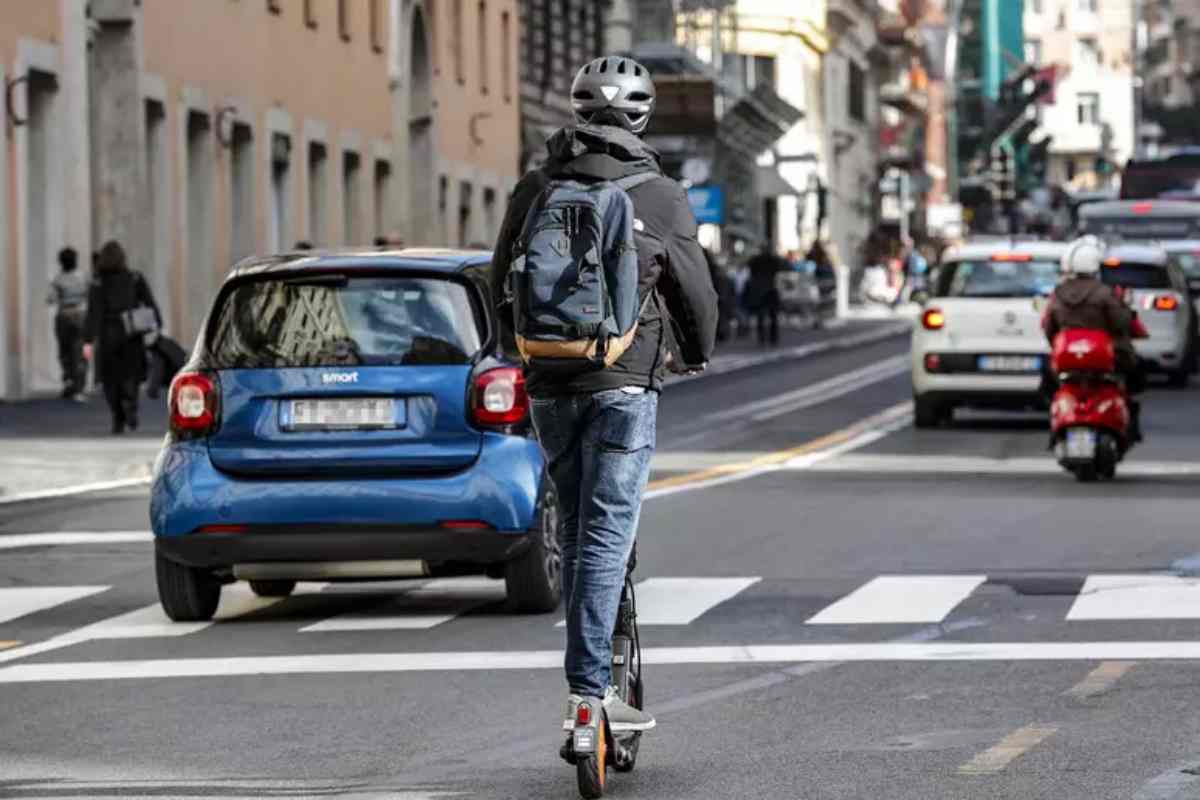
xmin=1061 ymin=235 xmax=1105 ymax=277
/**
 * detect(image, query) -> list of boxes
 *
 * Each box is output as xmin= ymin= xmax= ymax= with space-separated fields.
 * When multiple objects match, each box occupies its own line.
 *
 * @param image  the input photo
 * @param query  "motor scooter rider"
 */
xmin=1042 ymin=235 xmax=1144 ymax=440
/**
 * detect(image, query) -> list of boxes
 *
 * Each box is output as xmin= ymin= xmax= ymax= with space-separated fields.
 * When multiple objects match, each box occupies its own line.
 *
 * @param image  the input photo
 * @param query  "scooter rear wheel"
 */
xmin=576 ymin=719 xmax=608 ymax=799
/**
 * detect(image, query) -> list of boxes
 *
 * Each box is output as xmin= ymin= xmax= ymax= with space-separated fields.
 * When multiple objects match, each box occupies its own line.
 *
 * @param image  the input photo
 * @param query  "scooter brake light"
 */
xmin=576 ymin=705 xmax=591 ymax=726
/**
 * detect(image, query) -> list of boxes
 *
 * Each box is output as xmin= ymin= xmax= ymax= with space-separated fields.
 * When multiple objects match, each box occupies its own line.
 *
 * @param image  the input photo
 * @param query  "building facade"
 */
xmin=1023 ymin=0 xmax=1134 ymax=189
xmin=0 ymin=0 xmax=519 ymax=400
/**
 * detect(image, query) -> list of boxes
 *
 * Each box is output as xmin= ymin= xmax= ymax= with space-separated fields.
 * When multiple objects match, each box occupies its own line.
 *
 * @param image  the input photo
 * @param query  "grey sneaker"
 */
xmin=601 ymin=686 xmax=656 ymax=732
xmin=562 ymin=693 xmax=585 ymax=730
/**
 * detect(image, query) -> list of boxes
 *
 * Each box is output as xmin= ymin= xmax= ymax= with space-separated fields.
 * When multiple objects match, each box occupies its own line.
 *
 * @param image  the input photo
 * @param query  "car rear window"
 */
xmin=1099 ymin=262 xmax=1170 ymax=290
xmin=937 ymin=260 xmax=1059 ymax=298
xmin=1120 ymin=161 xmax=1200 ymax=199
xmin=207 ymin=274 xmax=484 ymax=368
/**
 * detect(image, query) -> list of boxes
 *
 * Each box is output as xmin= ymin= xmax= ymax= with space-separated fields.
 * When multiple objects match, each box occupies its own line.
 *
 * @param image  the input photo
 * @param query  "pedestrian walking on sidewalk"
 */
xmin=46 ymin=247 xmax=89 ymax=401
xmin=746 ymin=245 xmax=788 ymax=346
xmin=83 ymin=241 xmax=162 ymax=435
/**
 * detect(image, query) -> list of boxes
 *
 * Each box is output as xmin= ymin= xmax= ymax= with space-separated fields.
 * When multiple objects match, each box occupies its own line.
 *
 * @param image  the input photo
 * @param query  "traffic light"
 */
xmin=1028 ymin=136 xmax=1052 ymax=182
xmin=991 ymin=148 xmax=1015 ymax=201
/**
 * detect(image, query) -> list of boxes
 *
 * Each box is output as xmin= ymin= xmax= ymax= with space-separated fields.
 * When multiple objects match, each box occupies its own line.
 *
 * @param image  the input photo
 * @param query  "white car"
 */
xmin=1156 ymin=239 xmax=1200 ymax=335
xmin=912 ymin=240 xmax=1067 ymax=428
xmin=1100 ymin=243 xmax=1197 ymax=386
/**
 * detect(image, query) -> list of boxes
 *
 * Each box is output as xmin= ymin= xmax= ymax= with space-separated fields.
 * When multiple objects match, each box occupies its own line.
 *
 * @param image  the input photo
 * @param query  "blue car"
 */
xmin=150 ymin=249 xmax=562 ymax=620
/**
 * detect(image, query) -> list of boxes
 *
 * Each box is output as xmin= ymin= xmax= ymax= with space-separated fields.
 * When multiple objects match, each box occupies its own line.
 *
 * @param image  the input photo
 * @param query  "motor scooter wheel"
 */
xmin=576 ymin=718 xmax=608 ymax=799
xmin=1074 ymin=464 xmax=1099 ymax=483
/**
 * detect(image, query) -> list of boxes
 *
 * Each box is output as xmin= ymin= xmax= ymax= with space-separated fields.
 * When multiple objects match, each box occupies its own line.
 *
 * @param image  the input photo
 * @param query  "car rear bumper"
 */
xmin=917 ymin=389 xmax=1046 ymax=410
xmin=156 ymin=527 xmax=533 ymax=569
xmin=912 ymin=365 xmax=1043 ymax=398
xmin=150 ymin=434 xmax=545 ymax=537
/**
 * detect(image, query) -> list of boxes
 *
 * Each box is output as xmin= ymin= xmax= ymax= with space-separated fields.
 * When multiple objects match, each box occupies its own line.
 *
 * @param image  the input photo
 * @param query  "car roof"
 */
xmin=942 ymin=239 xmax=1069 ymax=262
xmin=1080 ymin=200 xmax=1200 ymax=218
xmin=226 ymin=248 xmax=493 ymax=281
xmin=1104 ymin=242 xmax=1170 ymax=264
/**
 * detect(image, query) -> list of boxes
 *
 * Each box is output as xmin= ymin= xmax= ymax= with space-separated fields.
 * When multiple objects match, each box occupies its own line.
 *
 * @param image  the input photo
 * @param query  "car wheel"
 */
xmin=249 ymin=579 xmax=296 ymax=598
xmin=1168 ymin=367 xmax=1190 ymax=388
xmin=913 ymin=394 xmax=944 ymax=429
xmin=505 ymin=480 xmax=564 ymax=614
xmin=155 ymin=549 xmax=221 ymax=622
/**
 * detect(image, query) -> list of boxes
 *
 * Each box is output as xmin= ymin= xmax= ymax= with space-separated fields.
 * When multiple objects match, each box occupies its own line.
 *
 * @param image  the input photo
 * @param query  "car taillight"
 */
xmin=922 ymin=309 xmax=946 ymax=330
xmin=1154 ymin=294 xmax=1180 ymax=311
xmin=472 ymin=367 xmax=528 ymax=427
xmin=1132 ymin=202 xmax=1154 ymax=214
xmin=169 ymin=371 xmax=220 ymax=438
xmin=924 ymin=353 xmax=943 ymax=372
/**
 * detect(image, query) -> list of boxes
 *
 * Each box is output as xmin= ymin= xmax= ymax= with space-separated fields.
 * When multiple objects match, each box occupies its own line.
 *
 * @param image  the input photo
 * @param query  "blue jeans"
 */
xmin=530 ymin=388 xmax=658 ymax=697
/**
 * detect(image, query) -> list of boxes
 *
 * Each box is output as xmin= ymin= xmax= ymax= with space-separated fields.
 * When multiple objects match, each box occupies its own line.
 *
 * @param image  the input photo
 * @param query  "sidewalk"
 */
xmin=0 ymin=317 xmax=910 ymax=503
xmin=0 ymin=392 xmax=167 ymax=502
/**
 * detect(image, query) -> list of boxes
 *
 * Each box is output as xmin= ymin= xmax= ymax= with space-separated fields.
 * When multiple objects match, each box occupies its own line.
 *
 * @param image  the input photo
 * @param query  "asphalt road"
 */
xmin=6 ymin=328 xmax=1200 ymax=799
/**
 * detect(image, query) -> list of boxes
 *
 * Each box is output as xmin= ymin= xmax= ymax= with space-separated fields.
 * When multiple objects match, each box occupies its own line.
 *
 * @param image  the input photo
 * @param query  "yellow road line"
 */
xmin=958 ymin=724 xmax=1058 ymax=775
xmin=646 ymin=400 xmax=912 ymax=493
xmin=1064 ymin=660 xmax=1136 ymax=699
xmin=0 ymin=641 xmax=21 ymax=651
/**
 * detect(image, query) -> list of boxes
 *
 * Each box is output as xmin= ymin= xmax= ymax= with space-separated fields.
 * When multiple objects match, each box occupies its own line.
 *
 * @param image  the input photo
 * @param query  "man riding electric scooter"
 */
xmin=1042 ymin=235 xmax=1144 ymax=441
xmin=491 ymin=56 xmax=718 ymax=750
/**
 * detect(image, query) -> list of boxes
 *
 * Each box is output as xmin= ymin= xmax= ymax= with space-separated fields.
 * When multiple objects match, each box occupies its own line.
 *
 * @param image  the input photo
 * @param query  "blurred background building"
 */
xmin=1138 ymin=0 xmax=1200 ymax=151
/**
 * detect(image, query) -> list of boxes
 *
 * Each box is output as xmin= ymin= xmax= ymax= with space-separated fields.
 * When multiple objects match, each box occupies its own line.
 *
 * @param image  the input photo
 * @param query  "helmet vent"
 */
xmin=628 ymin=92 xmax=652 ymax=102
xmin=617 ymin=60 xmax=627 ymax=74
xmin=599 ymin=59 xmax=608 ymax=73
xmin=634 ymin=65 xmax=643 ymax=76
xmin=573 ymin=90 xmax=594 ymax=100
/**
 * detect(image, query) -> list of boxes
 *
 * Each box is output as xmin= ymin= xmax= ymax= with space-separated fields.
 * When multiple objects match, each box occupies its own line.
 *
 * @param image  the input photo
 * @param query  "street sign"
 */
xmin=687 ymin=185 xmax=725 ymax=225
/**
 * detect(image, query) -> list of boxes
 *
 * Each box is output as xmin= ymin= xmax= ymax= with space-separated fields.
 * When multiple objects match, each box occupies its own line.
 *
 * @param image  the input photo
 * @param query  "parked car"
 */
xmin=149 ymin=249 xmax=561 ymax=621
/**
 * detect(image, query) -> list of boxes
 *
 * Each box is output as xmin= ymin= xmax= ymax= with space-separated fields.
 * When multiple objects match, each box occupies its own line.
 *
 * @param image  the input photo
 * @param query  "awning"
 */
xmin=757 ymin=166 xmax=804 ymax=197
xmin=717 ymin=84 xmax=804 ymax=160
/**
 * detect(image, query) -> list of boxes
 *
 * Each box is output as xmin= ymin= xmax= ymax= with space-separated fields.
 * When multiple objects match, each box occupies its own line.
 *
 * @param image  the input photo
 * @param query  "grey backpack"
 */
xmin=508 ymin=173 xmax=657 ymax=370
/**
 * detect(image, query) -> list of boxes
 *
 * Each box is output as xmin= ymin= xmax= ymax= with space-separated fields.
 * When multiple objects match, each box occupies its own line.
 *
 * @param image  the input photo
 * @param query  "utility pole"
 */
xmin=1131 ymin=0 xmax=1143 ymax=158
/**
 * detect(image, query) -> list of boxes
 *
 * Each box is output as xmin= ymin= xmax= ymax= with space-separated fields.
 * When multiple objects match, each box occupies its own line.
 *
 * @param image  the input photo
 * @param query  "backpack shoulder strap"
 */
xmin=614 ymin=172 xmax=659 ymax=192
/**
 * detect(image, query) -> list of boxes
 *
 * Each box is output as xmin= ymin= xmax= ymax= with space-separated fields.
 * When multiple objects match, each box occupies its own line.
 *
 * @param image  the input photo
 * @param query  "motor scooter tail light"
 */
xmin=472 ymin=367 xmax=528 ymax=427
xmin=169 ymin=371 xmax=220 ymax=437
xmin=922 ymin=309 xmax=946 ymax=330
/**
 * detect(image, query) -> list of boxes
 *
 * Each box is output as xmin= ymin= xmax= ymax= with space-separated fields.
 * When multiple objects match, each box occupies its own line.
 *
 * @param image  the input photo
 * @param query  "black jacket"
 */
xmin=491 ymin=124 xmax=718 ymax=396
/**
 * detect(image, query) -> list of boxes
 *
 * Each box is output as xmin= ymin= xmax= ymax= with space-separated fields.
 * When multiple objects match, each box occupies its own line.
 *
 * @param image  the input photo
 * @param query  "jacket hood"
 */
xmin=1056 ymin=276 xmax=1107 ymax=307
xmin=544 ymin=124 xmax=662 ymax=182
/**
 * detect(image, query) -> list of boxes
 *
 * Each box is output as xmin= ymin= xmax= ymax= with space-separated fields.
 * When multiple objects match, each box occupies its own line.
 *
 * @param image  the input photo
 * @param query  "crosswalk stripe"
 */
xmin=0 ymin=586 xmax=109 ymax=625
xmin=554 ymin=577 xmax=761 ymax=627
xmin=301 ymin=577 xmax=505 ymax=633
xmin=0 ymin=531 xmax=152 ymax=550
xmin=1067 ymin=575 xmax=1200 ymax=620
xmin=806 ymin=575 xmax=987 ymax=625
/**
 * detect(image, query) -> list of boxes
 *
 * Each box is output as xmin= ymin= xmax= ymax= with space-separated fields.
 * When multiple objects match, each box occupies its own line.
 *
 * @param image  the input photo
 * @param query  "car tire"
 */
xmin=1168 ymin=367 xmax=1190 ymax=388
xmin=505 ymin=480 xmax=564 ymax=614
xmin=155 ymin=550 xmax=221 ymax=622
xmin=913 ymin=395 xmax=945 ymax=429
xmin=249 ymin=579 xmax=296 ymax=598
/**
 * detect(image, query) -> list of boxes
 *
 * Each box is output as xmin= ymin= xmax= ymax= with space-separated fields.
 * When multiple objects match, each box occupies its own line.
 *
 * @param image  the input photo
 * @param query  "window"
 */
xmin=1077 ymin=91 xmax=1100 ymax=124
xmin=230 ymin=123 xmax=255 ymax=263
xmin=338 ymin=0 xmax=350 ymax=41
xmin=267 ymin=0 xmax=282 ymax=14
xmin=1099 ymin=262 xmax=1171 ymax=290
xmin=938 ymin=261 xmax=1060 ymax=298
xmin=452 ymin=0 xmax=464 ymax=84
xmin=268 ymin=133 xmax=292 ymax=253
xmin=370 ymin=0 xmax=383 ymax=52
xmin=373 ymin=160 xmax=392 ymax=240
xmin=458 ymin=181 xmax=473 ymax=247
xmin=501 ymin=11 xmax=512 ymax=102
xmin=343 ymin=150 xmax=362 ymax=245
xmin=1025 ymin=38 xmax=1042 ymax=65
xmin=754 ymin=55 xmax=777 ymax=89
xmin=1076 ymin=37 xmax=1100 ymax=69
xmin=304 ymin=0 xmax=317 ymax=28
xmin=1077 ymin=0 xmax=1097 ymax=11
xmin=848 ymin=61 xmax=866 ymax=123
xmin=478 ymin=1 xmax=488 ymax=94
xmin=308 ymin=141 xmax=328 ymax=245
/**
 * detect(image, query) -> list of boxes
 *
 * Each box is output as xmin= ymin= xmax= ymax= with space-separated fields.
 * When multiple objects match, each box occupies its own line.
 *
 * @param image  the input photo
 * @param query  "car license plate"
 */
xmin=1065 ymin=428 xmax=1097 ymax=459
xmin=978 ymin=355 xmax=1042 ymax=373
xmin=286 ymin=398 xmax=401 ymax=430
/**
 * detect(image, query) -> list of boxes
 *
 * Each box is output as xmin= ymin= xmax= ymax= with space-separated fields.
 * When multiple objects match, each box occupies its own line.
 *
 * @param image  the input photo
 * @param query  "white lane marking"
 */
xmin=0 ymin=531 xmax=153 ymax=550
xmin=0 ymin=584 xmax=283 ymax=665
xmin=1067 ymin=575 xmax=1200 ymax=620
xmin=645 ymin=401 xmax=914 ymax=501
xmin=1064 ymin=660 xmax=1136 ymax=699
xmin=301 ymin=577 xmax=505 ymax=633
xmin=806 ymin=575 xmax=987 ymax=625
xmin=0 ymin=477 xmax=152 ymax=506
xmin=957 ymin=724 xmax=1058 ymax=775
xmin=806 ymin=454 xmax=1200 ymax=477
xmin=0 ymin=586 xmax=110 ymax=626
xmin=14 ymin=641 xmax=1200 ymax=683
xmin=554 ymin=577 xmax=761 ymax=628
xmin=632 ymin=577 xmax=761 ymax=625
xmin=1135 ymin=758 xmax=1200 ymax=799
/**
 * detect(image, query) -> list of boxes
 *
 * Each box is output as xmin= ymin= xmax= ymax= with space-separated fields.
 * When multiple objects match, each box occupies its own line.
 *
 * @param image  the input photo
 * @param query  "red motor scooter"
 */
xmin=1049 ymin=319 xmax=1149 ymax=482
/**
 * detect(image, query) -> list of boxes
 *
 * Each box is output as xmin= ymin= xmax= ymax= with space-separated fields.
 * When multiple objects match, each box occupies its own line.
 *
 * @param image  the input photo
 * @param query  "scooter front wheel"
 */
xmin=576 ymin=718 xmax=608 ymax=799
